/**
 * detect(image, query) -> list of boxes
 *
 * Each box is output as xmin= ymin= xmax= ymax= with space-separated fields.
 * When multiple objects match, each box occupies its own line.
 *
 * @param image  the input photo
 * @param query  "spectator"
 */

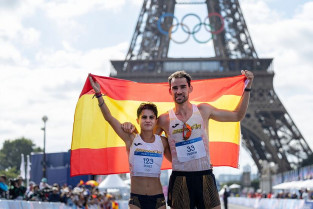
xmin=39 ymin=178 xmax=50 ymax=190
xmin=48 ymin=187 xmax=61 ymax=202
xmin=28 ymin=185 xmax=42 ymax=201
xmin=9 ymin=176 xmax=26 ymax=200
xmin=223 ymin=186 xmax=230 ymax=209
xmin=302 ymin=189 xmax=309 ymax=201
xmin=25 ymin=181 xmax=35 ymax=200
xmin=0 ymin=175 xmax=8 ymax=199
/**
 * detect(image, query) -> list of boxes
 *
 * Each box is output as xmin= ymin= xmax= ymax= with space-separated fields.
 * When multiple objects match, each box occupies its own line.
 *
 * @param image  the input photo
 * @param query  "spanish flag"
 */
xmin=71 ymin=74 xmax=246 ymax=176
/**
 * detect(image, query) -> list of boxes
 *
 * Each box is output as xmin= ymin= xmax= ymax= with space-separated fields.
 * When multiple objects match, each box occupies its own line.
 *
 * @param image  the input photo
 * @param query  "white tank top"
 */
xmin=168 ymin=104 xmax=211 ymax=171
xmin=129 ymin=134 xmax=164 ymax=177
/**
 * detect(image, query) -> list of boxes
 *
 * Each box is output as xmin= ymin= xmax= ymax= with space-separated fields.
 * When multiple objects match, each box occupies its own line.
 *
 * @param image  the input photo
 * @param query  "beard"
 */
xmin=175 ymin=94 xmax=188 ymax=104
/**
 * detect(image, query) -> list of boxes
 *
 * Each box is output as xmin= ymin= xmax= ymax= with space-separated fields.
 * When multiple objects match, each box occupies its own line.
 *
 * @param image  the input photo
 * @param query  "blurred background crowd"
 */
xmin=0 ymin=175 xmax=119 ymax=209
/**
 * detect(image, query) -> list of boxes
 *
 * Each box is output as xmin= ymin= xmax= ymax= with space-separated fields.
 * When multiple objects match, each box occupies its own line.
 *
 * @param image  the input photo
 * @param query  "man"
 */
xmin=124 ymin=70 xmax=254 ymax=209
xmin=223 ymin=186 xmax=230 ymax=209
xmin=158 ymin=70 xmax=253 ymax=209
xmin=0 ymin=175 xmax=8 ymax=199
xmin=9 ymin=176 xmax=26 ymax=200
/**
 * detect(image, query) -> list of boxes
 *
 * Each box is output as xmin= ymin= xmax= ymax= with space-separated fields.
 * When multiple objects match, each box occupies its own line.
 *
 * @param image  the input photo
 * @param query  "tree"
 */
xmin=0 ymin=137 xmax=42 ymax=172
xmin=0 ymin=167 xmax=19 ymax=182
xmin=251 ymin=179 xmax=260 ymax=191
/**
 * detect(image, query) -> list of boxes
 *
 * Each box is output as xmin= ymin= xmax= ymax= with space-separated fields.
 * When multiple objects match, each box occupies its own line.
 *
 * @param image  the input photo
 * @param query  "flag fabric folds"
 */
xmin=20 ymin=153 xmax=25 ymax=179
xmin=71 ymin=74 xmax=246 ymax=176
xmin=26 ymin=155 xmax=31 ymax=187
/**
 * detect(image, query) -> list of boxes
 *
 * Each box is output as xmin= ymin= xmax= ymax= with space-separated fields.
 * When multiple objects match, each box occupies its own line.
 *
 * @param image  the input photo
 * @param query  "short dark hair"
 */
xmin=137 ymin=103 xmax=158 ymax=118
xmin=168 ymin=71 xmax=192 ymax=87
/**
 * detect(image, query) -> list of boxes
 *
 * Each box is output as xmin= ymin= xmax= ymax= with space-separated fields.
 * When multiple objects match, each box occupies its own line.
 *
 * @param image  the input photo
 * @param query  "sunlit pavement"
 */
xmin=228 ymin=203 xmax=254 ymax=209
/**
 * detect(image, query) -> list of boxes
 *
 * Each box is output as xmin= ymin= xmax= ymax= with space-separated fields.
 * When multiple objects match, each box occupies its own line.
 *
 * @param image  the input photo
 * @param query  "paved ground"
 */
xmin=228 ymin=203 xmax=254 ymax=209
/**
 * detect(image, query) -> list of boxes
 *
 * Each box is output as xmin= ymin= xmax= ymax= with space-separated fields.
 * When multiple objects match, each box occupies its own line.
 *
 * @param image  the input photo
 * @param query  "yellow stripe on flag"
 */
xmin=72 ymin=94 xmax=241 ymax=150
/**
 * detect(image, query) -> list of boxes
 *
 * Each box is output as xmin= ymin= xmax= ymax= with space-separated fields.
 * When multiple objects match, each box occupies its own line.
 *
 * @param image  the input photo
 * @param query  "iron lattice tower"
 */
xmin=110 ymin=0 xmax=312 ymax=173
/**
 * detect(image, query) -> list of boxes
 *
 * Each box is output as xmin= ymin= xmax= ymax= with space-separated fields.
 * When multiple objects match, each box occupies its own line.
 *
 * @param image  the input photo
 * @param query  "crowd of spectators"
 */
xmin=0 ymin=175 xmax=119 ymax=209
xmin=243 ymin=189 xmax=313 ymax=201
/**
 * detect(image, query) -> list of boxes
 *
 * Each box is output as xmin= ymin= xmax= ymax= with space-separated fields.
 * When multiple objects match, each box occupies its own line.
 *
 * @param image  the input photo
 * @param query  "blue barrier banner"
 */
xmin=303 ymin=201 xmax=313 ymax=209
xmin=228 ymin=197 xmax=310 ymax=209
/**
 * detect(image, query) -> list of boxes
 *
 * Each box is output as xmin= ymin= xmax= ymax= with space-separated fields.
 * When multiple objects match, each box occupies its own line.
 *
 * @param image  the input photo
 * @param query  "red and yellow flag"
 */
xmin=71 ymin=74 xmax=246 ymax=176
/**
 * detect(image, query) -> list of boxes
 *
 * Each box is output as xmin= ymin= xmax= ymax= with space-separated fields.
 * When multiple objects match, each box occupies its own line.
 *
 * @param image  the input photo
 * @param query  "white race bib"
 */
xmin=133 ymin=150 xmax=162 ymax=174
xmin=175 ymin=137 xmax=206 ymax=162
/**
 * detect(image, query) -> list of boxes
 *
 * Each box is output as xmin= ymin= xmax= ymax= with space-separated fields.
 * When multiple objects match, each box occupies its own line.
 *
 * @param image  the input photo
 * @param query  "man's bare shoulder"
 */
xmin=197 ymin=103 xmax=214 ymax=111
xmin=158 ymin=112 xmax=169 ymax=122
xmin=197 ymin=103 xmax=215 ymax=119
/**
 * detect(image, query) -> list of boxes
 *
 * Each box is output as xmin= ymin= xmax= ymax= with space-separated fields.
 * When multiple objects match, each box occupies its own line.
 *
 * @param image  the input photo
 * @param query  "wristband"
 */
xmin=95 ymin=92 xmax=102 ymax=98
xmin=244 ymin=88 xmax=252 ymax=92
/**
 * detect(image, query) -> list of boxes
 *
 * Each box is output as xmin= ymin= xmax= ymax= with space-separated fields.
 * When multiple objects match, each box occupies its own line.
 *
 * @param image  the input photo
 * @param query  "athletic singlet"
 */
xmin=168 ymin=104 xmax=211 ymax=171
xmin=129 ymin=134 xmax=164 ymax=177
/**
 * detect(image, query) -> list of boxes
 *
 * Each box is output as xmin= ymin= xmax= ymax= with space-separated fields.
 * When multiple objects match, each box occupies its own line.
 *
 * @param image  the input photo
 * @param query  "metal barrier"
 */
xmin=0 ymin=200 xmax=129 ymax=209
xmin=228 ymin=197 xmax=313 ymax=209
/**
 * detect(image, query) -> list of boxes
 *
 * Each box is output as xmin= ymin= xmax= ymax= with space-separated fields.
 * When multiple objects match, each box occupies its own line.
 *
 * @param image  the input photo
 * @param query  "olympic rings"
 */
xmin=157 ymin=13 xmax=179 ymax=36
xmin=181 ymin=13 xmax=202 ymax=34
xmin=157 ymin=12 xmax=224 ymax=44
xmin=204 ymin=12 xmax=225 ymax=34
xmin=169 ymin=23 xmax=190 ymax=44
xmin=192 ymin=23 xmax=213 ymax=44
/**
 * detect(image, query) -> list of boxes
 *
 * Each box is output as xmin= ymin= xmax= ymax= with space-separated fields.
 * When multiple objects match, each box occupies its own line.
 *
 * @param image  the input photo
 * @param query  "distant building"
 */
xmin=218 ymin=173 xmax=258 ymax=185
xmin=218 ymin=174 xmax=241 ymax=185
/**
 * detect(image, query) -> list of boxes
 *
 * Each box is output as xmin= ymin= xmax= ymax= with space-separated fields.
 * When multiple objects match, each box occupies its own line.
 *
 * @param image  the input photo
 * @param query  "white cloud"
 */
xmin=0 ymin=40 xmax=29 ymax=65
xmin=43 ymin=0 xmax=127 ymax=19
xmin=35 ymin=42 xmax=127 ymax=72
xmin=0 ymin=41 xmax=128 ymax=152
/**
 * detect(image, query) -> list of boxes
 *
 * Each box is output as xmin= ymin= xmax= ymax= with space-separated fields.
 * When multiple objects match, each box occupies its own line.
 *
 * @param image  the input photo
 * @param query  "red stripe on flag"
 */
xmin=209 ymin=142 xmax=239 ymax=168
xmin=70 ymin=147 xmax=172 ymax=176
xmin=79 ymin=74 xmax=246 ymax=102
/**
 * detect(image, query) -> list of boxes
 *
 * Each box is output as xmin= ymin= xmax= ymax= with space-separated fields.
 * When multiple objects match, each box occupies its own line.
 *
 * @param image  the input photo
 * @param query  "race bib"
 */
xmin=175 ymin=137 xmax=206 ymax=162
xmin=133 ymin=150 xmax=162 ymax=174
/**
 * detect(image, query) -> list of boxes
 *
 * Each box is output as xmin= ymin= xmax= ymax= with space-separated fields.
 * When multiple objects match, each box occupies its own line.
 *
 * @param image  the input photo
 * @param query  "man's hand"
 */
xmin=241 ymin=70 xmax=254 ymax=88
xmin=121 ymin=122 xmax=138 ymax=134
xmin=89 ymin=74 xmax=101 ymax=93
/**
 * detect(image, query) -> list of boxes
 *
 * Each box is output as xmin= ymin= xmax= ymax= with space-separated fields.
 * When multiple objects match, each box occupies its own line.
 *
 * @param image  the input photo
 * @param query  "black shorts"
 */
xmin=129 ymin=193 xmax=166 ymax=209
xmin=167 ymin=169 xmax=221 ymax=209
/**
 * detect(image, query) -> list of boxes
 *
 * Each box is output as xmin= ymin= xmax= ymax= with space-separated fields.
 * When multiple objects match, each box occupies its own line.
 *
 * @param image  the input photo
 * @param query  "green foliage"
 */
xmin=0 ymin=137 xmax=42 ymax=172
xmin=0 ymin=167 xmax=19 ymax=183
xmin=224 ymin=180 xmax=241 ymax=186
xmin=251 ymin=179 xmax=260 ymax=191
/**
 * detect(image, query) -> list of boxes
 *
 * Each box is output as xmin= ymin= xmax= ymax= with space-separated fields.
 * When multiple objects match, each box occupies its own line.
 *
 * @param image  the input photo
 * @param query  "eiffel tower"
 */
xmin=110 ymin=0 xmax=312 ymax=173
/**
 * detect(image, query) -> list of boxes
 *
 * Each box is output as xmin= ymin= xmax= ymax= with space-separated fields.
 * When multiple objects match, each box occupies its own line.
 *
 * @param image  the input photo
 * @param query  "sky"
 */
xmin=1 ymin=0 xmax=313 ymax=177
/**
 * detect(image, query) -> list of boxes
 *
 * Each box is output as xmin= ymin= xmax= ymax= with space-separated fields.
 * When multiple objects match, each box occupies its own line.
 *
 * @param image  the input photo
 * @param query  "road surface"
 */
xmin=228 ymin=203 xmax=254 ymax=209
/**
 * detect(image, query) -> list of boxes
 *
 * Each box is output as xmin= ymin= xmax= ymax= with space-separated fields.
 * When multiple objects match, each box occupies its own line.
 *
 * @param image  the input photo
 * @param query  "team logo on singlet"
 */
xmin=172 ymin=123 xmax=201 ymax=135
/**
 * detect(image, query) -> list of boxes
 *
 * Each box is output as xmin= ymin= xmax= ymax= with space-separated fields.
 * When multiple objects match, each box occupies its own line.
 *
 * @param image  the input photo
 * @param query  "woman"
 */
xmin=89 ymin=75 xmax=171 ymax=209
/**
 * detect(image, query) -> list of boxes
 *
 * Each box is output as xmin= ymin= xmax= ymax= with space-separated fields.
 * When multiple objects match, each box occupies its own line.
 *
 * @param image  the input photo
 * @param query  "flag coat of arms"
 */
xmin=71 ymin=74 xmax=246 ymax=176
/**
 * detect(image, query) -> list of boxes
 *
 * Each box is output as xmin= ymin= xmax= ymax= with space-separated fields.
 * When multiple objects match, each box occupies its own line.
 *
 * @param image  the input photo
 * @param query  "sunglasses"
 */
xmin=183 ymin=123 xmax=192 ymax=140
